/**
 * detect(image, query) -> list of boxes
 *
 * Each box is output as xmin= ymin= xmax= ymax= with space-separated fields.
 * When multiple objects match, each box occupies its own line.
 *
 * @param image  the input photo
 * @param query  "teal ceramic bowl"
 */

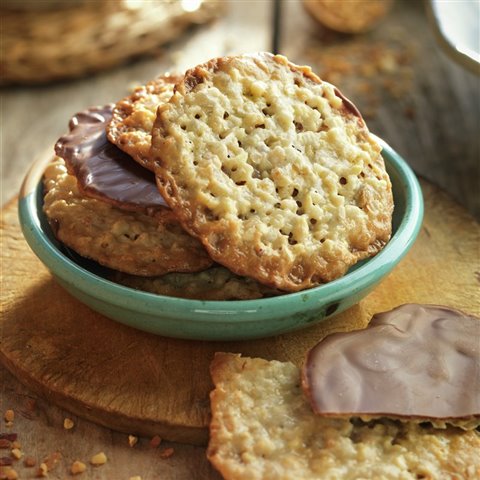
xmin=19 ymin=139 xmax=423 ymax=340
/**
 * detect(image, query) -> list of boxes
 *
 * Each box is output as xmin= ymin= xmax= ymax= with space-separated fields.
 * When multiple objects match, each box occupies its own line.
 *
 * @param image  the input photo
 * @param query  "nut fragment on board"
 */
xmin=128 ymin=435 xmax=138 ymax=447
xmin=63 ymin=418 xmax=74 ymax=430
xmin=3 ymin=411 xmax=14 ymax=424
xmin=36 ymin=462 xmax=48 ymax=477
xmin=3 ymin=467 xmax=18 ymax=480
xmin=24 ymin=456 xmax=36 ymax=467
xmin=90 ymin=452 xmax=107 ymax=466
xmin=71 ymin=460 xmax=87 ymax=475
xmin=10 ymin=449 xmax=21 ymax=460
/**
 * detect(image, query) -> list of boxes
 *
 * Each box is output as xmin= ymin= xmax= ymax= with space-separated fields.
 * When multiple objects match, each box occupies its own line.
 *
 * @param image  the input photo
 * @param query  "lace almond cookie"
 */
xmin=208 ymin=353 xmax=480 ymax=480
xmin=112 ymin=266 xmax=282 ymax=301
xmin=152 ymin=53 xmax=393 ymax=292
xmin=107 ymin=75 xmax=181 ymax=171
xmin=43 ymin=157 xmax=212 ymax=276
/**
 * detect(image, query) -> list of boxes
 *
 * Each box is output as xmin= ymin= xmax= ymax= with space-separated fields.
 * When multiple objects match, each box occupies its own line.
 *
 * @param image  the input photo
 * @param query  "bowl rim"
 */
xmin=19 ymin=138 xmax=424 ymax=320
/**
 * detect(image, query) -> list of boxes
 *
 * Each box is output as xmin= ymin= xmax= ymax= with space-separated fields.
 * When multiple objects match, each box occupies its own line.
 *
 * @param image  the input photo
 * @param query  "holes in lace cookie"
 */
xmin=310 ymin=218 xmax=317 ymax=226
xmin=294 ymin=77 xmax=304 ymax=88
xmin=340 ymin=177 xmax=347 ymax=185
xmin=223 ymin=112 xmax=229 ymax=119
xmin=255 ymin=123 xmax=265 ymax=129
xmin=296 ymin=201 xmax=303 ymax=215
xmin=235 ymin=180 xmax=246 ymax=186
xmin=251 ymin=169 xmax=261 ymax=179
xmin=181 ymin=125 xmax=187 ymax=130
xmin=292 ymin=188 xmax=299 ymax=197
xmin=288 ymin=233 xmax=298 ymax=246
xmin=304 ymin=100 xmax=319 ymax=111
xmin=194 ymin=113 xmax=201 ymax=120
xmin=205 ymin=208 xmax=219 ymax=221
xmin=294 ymin=121 xmax=304 ymax=133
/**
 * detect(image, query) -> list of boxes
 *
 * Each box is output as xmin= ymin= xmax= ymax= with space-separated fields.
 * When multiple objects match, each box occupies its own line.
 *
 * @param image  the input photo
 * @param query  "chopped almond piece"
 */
xmin=4 ymin=467 xmax=18 ymax=480
xmin=10 ymin=449 xmax=21 ymax=460
xmin=128 ymin=435 xmax=138 ymax=447
xmin=63 ymin=418 xmax=74 ymax=430
xmin=3 ymin=411 xmax=14 ymax=423
xmin=71 ymin=460 xmax=86 ymax=475
xmin=90 ymin=452 xmax=107 ymax=466
xmin=37 ymin=462 xmax=48 ymax=477
xmin=24 ymin=456 xmax=36 ymax=467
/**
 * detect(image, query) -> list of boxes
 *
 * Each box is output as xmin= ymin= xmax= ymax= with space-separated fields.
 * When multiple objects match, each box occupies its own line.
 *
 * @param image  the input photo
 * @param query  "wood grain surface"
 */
xmin=1 ymin=179 xmax=479 ymax=453
xmin=1 ymin=1 xmax=479 ymax=478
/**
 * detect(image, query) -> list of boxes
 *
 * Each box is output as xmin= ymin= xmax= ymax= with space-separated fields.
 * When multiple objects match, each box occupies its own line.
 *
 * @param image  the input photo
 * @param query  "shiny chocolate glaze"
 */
xmin=55 ymin=104 xmax=167 ymax=210
xmin=302 ymin=304 xmax=480 ymax=422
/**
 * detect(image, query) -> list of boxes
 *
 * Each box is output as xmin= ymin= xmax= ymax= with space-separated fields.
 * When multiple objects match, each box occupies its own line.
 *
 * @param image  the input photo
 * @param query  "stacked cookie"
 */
xmin=44 ymin=53 xmax=393 ymax=299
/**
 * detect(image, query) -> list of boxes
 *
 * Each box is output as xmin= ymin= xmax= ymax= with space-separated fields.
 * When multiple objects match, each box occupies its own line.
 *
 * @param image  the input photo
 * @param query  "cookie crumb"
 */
xmin=129 ymin=477 xmax=142 ymax=480
xmin=63 ymin=418 xmax=74 ymax=430
xmin=128 ymin=435 xmax=138 ymax=447
xmin=10 ymin=449 xmax=21 ymax=461
xmin=3 ymin=411 xmax=14 ymax=424
xmin=24 ymin=456 xmax=36 ymax=467
xmin=159 ymin=447 xmax=174 ymax=459
xmin=37 ymin=462 xmax=48 ymax=477
xmin=90 ymin=452 xmax=107 ymax=466
xmin=149 ymin=435 xmax=162 ymax=448
xmin=71 ymin=460 xmax=86 ymax=475
xmin=43 ymin=451 xmax=61 ymax=471
xmin=4 ymin=467 xmax=18 ymax=480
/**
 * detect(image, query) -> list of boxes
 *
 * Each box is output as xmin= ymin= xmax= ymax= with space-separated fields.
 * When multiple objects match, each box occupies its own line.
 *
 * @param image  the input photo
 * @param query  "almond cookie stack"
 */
xmin=45 ymin=53 xmax=393 ymax=299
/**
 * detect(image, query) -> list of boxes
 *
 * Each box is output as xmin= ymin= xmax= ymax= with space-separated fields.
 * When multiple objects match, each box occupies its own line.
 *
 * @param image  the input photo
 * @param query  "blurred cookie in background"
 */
xmin=303 ymin=0 xmax=393 ymax=34
xmin=1 ymin=0 xmax=224 ymax=85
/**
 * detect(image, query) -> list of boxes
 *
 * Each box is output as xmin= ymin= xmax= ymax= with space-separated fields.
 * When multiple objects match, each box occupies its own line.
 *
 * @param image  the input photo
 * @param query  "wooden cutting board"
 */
xmin=1 ymin=179 xmax=479 ymax=446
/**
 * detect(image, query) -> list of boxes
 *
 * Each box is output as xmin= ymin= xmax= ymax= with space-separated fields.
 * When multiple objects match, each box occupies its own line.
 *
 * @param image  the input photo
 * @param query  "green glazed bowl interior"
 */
xmin=18 ymin=138 xmax=424 ymax=340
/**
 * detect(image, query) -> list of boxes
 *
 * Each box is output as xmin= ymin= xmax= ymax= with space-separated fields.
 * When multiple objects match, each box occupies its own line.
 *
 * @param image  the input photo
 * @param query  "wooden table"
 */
xmin=1 ymin=1 xmax=479 ymax=479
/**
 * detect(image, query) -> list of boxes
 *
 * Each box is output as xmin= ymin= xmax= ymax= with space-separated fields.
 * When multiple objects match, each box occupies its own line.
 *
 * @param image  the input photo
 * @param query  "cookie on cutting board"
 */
xmin=208 ymin=352 xmax=479 ymax=480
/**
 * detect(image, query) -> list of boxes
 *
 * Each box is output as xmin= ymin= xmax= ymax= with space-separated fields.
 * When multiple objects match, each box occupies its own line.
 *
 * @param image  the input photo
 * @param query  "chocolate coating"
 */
xmin=55 ymin=104 xmax=167 ymax=210
xmin=302 ymin=304 xmax=480 ymax=422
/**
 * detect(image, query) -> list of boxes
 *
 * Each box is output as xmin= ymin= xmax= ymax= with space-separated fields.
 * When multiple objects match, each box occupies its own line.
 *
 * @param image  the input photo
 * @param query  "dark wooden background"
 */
xmin=1 ymin=1 xmax=479 ymax=479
